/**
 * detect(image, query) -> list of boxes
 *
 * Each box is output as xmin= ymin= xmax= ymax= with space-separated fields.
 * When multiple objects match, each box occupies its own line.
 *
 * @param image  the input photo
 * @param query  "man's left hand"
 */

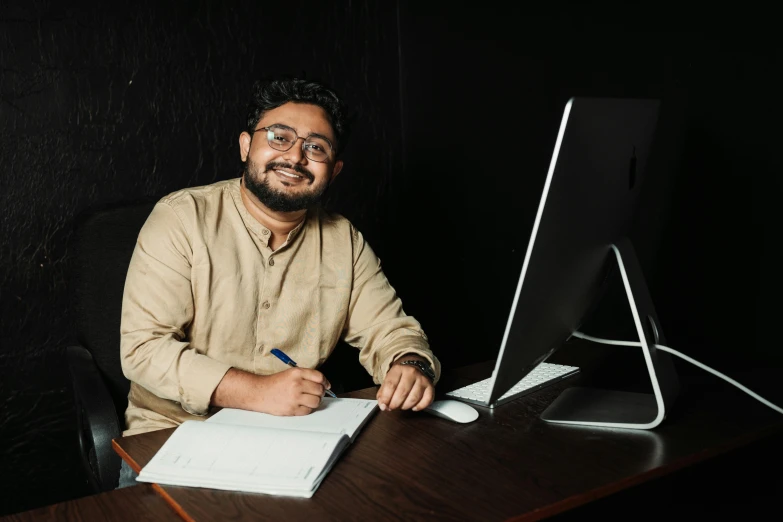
xmin=376 ymin=355 xmax=434 ymax=412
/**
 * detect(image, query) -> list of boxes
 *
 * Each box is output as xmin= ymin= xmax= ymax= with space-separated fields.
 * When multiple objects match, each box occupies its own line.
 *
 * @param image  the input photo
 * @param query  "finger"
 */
xmin=388 ymin=370 xmax=416 ymax=410
xmin=297 ymin=368 xmax=327 ymax=386
xmin=413 ymin=384 xmax=435 ymax=411
xmin=293 ymin=405 xmax=313 ymax=416
xmin=377 ymin=368 xmax=402 ymax=411
xmin=400 ymin=380 xmax=425 ymax=410
xmin=300 ymin=379 xmax=326 ymax=398
xmin=299 ymin=392 xmax=322 ymax=410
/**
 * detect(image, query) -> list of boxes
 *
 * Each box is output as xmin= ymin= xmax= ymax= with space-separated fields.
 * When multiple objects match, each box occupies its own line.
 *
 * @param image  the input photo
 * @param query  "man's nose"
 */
xmin=282 ymin=138 xmax=307 ymax=164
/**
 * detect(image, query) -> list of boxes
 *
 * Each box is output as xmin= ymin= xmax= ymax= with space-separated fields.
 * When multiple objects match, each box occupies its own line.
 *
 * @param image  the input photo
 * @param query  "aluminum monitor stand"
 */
xmin=540 ymin=238 xmax=680 ymax=429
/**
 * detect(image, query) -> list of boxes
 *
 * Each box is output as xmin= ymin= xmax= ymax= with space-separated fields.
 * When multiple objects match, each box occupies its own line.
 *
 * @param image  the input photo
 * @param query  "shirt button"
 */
xmin=262 ymin=301 xmax=270 ymax=309
xmin=262 ymin=229 xmax=270 ymax=236
xmin=178 ymin=386 xmax=185 ymax=396
xmin=268 ymin=258 xmax=275 ymax=266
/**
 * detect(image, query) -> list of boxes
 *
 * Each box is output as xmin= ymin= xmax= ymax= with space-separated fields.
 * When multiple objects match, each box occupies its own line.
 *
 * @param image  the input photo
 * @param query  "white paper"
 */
xmin=137 ymin=421 xmax=348 ymax=497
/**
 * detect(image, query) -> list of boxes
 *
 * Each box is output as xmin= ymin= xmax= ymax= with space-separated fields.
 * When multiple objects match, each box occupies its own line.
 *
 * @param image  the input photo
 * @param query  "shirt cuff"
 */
xmin=178 ymin=355 xmax=232 ymax=416
xmin=377 ymin=338 xmax=441 ymax=385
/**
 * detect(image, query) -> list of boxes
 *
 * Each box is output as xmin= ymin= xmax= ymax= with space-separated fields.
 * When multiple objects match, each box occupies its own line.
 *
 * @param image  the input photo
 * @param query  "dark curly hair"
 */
xmin=246 ymin=77 xmax=352 ymax=155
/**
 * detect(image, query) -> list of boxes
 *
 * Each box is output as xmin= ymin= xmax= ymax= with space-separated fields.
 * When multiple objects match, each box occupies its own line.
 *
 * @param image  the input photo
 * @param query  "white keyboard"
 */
xmin=445 ymin=362 xmax=579 ymax=407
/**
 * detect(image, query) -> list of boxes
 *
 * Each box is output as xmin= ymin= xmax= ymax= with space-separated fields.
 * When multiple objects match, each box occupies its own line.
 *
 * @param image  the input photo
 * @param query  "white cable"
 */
xmin=571 ymin=331 xmax=783 ymax=415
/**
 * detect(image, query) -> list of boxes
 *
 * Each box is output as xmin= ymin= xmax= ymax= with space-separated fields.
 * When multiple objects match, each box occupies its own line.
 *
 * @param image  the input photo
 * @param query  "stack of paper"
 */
xmin=136 ymin=398 xmax=378 ymax=498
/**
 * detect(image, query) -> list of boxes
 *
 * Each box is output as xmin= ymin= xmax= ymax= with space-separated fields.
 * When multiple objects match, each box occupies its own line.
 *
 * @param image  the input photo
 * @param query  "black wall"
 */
xmin=0 ymin=1 xmax=405 ymax=513
xmin=1 ymin=2 xmax=780 ymax=515
xmin=389 ymin=7 xmax=780 ymax=375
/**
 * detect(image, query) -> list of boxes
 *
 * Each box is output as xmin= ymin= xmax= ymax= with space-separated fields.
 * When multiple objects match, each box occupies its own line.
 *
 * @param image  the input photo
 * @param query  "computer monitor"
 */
xmin=456 ymin=97 xmax=679 ymax=429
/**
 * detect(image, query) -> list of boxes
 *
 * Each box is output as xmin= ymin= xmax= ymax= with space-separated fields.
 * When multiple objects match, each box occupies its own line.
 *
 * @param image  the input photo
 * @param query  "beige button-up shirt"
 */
xmin=120 ymin=178 xmax=439 ymax=435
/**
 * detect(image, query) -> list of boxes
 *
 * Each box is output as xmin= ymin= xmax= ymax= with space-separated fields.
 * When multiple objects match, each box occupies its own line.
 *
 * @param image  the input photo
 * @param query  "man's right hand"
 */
xmin=212 ymin=367 xmax=331 ymax=416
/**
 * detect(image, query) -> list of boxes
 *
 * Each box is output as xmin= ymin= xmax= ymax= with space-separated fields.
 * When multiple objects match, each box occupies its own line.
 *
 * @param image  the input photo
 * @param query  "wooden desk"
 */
xmin=112 ymin=360 xmax=783 ymax=522
xmin=0 ymin=485 xmax=180 ymax=522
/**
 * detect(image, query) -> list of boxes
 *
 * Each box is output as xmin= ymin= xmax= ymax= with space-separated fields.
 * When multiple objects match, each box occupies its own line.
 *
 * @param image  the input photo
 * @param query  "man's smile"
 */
xmin=273 ymin=168 xmax=308 ymax=184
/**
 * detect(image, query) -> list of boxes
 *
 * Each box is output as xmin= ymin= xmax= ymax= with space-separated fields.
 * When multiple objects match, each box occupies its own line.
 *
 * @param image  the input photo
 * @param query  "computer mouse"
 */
xmin=423 ymin=400 xmax=479 ymax=424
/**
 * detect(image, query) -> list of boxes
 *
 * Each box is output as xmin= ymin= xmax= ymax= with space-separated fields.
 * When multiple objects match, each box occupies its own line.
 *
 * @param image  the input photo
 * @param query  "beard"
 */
xmin=242 ymin=158 xmax=331 ymax=212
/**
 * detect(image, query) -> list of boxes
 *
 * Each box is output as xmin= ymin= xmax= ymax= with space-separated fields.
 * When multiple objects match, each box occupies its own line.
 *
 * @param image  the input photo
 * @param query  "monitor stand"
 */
xmin=540 ymin=238 xmax=679 ymax=430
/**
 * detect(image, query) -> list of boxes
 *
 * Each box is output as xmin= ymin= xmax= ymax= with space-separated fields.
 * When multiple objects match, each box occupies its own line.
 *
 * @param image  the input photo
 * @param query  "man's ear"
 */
xmin=239 ymin=132 xmax=252 ymax=162
xmin=331 ymin=160 xmax=344 ymax=180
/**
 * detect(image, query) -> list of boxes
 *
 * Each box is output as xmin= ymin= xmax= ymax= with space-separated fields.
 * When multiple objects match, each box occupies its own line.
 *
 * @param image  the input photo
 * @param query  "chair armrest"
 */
xmin=66 ymin=344 xmax=122 ymax=492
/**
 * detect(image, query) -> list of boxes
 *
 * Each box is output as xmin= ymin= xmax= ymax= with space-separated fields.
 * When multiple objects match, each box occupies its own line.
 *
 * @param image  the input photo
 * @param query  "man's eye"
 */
xmin=305 ymin=143 xmax=324 ymax=152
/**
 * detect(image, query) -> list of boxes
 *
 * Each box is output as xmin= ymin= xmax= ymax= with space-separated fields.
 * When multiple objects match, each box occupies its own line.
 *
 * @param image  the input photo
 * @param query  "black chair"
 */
xmin=66 ymin=201 xmax=372 ymax=493
xmin=67 ymin=202 xmax=156 ymax=493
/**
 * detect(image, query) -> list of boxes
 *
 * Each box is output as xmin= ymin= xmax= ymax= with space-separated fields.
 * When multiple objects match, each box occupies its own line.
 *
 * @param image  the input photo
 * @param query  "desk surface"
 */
xmin=113 ymin=359 xmax=783 ymax=522
xmin=0 ymin=485 xmax=180 ymax=522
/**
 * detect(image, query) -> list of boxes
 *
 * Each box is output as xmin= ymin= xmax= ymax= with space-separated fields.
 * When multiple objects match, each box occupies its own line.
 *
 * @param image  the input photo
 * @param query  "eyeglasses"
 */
xmin=251 ymin=124 xmax=335 ymax=163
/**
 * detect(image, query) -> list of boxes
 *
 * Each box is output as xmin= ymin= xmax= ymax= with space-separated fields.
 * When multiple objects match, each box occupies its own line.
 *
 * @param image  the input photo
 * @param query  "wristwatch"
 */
xmin=398 ymin=359 xmax=435 ymax=382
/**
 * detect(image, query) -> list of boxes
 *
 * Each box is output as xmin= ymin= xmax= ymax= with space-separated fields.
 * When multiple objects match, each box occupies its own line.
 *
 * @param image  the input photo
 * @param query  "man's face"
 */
xmin=239 ymin=102 xmax=343 ymax=213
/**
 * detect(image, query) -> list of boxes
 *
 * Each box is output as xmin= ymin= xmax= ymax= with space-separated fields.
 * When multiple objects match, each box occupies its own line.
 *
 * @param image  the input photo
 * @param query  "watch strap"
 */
xmin=398 ymin=359 xmax=435 ymax=382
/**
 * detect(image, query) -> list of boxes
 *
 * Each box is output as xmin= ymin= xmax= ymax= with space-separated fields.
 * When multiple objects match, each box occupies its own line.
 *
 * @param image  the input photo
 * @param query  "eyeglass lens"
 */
xmin=265 ymin=126 xmax=331 ymax=162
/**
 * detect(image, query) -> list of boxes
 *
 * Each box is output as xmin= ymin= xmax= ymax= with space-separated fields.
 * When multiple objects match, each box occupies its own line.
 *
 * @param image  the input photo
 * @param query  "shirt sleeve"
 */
xmin=342 ymin=225 xmax=441 ymax=385
xmin=120 ymin=201 xmax=231 ymax=416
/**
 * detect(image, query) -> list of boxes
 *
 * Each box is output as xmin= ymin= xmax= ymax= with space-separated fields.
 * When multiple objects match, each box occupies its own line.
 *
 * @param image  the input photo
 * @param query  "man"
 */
xmin=120 ymin=77 xmax=439 ymax=446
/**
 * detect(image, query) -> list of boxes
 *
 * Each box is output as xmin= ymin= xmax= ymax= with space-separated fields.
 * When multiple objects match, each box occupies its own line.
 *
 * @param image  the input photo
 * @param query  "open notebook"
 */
xmin=136 ymin=398 xmax=378 ymax=498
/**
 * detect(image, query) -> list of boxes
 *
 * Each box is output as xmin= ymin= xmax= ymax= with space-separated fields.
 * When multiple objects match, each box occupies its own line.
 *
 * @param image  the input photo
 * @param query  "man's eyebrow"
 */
xmin=264 ymin=123 xmax=296 ymax=132
xmin=306 ymin=131 xmax=334 ymax=145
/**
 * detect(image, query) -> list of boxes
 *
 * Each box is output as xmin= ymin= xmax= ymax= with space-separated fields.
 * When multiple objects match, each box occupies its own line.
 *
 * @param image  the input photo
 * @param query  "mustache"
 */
xmin=264 ymin=161 xmax=314 ymax=182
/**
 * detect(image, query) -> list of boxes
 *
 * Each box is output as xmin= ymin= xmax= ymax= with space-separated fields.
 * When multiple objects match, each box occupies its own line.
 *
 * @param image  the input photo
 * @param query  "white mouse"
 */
xmin=423 ymin=400 xmax=479 ymax=424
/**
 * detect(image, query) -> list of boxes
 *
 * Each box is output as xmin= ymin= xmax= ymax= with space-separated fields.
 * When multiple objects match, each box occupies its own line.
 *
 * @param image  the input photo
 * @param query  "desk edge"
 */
xmin=112 ymin=439 xmax=196 ymax=522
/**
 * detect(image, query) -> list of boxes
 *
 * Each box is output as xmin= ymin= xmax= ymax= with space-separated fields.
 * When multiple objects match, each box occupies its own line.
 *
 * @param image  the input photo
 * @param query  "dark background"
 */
xmin=1 ymin=1 xmax=780 ymax=516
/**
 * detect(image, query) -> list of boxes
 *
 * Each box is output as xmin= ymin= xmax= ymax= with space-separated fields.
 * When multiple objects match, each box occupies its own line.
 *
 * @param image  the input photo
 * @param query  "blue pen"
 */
xmin=271 ymin=348 xmax=338 ymax=398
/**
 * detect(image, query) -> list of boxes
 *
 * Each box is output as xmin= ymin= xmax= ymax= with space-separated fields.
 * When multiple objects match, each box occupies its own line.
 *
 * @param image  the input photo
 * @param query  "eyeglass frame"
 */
xmin=250 ymin=123 xmax=336 ymax=163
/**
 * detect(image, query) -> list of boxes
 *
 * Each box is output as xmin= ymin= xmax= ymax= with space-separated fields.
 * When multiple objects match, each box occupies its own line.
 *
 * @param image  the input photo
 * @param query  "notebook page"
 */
xmin=207 ymin=398 xmax=378 ymax=441
xmin=137 ymin=420 xmax=347 ymax=497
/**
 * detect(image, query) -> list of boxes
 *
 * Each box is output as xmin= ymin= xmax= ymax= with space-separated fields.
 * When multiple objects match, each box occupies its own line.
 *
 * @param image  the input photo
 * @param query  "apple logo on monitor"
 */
xmin=628 ymin=146 xmax=638 ymax=190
